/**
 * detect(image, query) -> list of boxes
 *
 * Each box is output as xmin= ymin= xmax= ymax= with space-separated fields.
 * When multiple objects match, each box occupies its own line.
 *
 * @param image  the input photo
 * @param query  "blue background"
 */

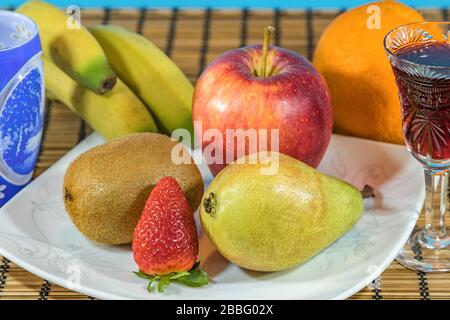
xmin=2 ymin=0 xmax=449 ymax=8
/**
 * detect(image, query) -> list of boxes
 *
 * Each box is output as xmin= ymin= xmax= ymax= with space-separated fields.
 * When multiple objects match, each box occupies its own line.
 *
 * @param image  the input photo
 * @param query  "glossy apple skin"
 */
xmin=193 ymin=45 xmax=333 ymax=176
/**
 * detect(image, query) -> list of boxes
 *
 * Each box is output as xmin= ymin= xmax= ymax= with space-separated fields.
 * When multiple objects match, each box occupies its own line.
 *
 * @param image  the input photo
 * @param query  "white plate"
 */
xmin=0 ymin=133 xmax=424 ymax=300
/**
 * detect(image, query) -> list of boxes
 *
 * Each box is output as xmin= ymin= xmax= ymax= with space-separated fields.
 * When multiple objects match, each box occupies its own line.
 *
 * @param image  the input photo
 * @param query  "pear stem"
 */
xmin=360 ymin=185 xmax=375 ymax=199
xmin=260 ymin=25 xmax=275 ymax=78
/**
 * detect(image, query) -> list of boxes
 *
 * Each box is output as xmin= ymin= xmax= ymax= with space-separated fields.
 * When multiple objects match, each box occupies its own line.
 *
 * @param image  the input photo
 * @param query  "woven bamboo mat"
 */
xmin=0 ymin=7 xmax=449 ymax=300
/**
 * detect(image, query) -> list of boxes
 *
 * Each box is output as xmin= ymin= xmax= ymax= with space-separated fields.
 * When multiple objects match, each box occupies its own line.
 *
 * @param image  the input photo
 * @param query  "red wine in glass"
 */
xmin=385 ymin=22 xmax=450 ymax=273
xmin=391 ymin=41 xmax=450 ymax=163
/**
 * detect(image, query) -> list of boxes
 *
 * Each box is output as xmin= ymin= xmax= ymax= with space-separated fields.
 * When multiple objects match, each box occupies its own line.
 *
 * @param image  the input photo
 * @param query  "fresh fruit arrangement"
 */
xmin=64 ymin=133 xmax=208 ymax=291
xmin=15 ymin=0 xmax=405 ymax=294
xmin=63 ymin=132 xmax=371 ymax=292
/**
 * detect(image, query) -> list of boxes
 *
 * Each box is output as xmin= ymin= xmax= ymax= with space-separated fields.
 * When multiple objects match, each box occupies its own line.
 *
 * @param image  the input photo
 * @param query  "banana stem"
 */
xmin=100 ymin=76 xmax=117 ymax=94
xmin=260 ymin=25 xmax=275 ymax=78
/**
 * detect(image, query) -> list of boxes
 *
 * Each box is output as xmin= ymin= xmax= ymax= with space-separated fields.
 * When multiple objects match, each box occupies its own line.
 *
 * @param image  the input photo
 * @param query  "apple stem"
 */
xmin=261 ymin=25 xmax=275 ymax=78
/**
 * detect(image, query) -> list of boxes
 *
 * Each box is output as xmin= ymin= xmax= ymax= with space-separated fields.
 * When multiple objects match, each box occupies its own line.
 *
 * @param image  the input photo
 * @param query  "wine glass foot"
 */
xmin=396 ymin=228 xmax=450 ymax=273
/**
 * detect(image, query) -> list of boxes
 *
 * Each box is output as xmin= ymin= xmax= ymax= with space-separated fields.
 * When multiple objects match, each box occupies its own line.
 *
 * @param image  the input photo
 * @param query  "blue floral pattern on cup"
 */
xmin=0 ymin=67 xmax=43 ymax=176
xmin=0 ymin=10 xmax=44 ymax=207
xmin=10 ymin=21 xmax=33 ymax=42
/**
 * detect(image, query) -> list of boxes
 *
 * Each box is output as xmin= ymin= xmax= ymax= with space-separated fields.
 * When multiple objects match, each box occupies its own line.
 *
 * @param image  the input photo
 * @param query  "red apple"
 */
xmin=193 ymin=27 xmax=332 ymax=175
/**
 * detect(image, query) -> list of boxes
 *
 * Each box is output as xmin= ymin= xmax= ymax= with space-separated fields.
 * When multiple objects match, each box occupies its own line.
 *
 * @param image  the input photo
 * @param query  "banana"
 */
xmin=89 ymin=25 xmax=195 ymax=143
xmin=16 ymin=0 xmax=116 ymax=94
xmin=43 ymin=56 xmax=157 ymax=140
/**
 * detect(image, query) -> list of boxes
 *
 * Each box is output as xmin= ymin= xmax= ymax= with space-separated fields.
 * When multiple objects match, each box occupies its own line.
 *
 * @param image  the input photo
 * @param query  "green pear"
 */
xmin=200 ymin=152 xmax=364 ymax=272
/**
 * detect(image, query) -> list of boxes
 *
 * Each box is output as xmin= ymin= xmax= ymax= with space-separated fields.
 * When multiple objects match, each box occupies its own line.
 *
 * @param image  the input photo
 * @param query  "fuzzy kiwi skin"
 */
xmin=63 ymin=133 xmax=204 ymax=245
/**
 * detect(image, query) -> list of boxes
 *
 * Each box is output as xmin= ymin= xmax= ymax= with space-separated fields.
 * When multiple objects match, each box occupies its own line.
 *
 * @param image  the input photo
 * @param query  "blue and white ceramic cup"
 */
xmin=0 ymin=11 xmax=44 ymax=207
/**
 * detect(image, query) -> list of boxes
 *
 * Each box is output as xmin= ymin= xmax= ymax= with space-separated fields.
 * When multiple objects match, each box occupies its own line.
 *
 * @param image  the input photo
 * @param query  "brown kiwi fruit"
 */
xmin=63 ymin=133 xmax=204 ymax=245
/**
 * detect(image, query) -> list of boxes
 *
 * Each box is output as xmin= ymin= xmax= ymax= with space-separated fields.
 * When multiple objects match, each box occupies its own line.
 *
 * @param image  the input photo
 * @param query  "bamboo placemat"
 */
xmin=0 ymin=7 xmax=449 ymax=300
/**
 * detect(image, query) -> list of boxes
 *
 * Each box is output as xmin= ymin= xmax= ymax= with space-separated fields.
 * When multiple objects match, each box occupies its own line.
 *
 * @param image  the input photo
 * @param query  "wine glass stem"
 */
xmin=421 ymin=168 xmax=449 ymax=249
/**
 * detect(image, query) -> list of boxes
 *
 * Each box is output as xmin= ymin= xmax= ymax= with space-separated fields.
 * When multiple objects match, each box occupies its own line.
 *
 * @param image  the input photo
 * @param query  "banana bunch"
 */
xmin=16 ymin=0 xmax=195 ymax=142
xmin=89 ymin=25 xmax=194 ymax=141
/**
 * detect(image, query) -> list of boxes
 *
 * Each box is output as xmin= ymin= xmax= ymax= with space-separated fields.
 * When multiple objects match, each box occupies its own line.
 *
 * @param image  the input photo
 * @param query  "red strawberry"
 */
xmin=132 ymin=176 xmax=207 ymax=292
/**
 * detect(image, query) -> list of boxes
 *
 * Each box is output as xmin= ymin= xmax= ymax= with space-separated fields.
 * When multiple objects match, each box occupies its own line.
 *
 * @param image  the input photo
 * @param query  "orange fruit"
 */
xmin=313 ymin=0 xmax=424 ymax=144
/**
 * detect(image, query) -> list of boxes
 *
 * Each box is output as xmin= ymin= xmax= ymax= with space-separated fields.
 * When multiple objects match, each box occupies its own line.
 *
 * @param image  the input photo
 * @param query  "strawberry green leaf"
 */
xmin=134 ymin=270 xmax=153 ymax=280
xmin=177 ymin=267 xmax=209 ymax=288
xmin=158 ymin=276 xmax=171 ymax=293
xmin=133 ymin=262 xmax=208 ymax=294
xmin=168 ymin=271 xmax=190 ymax=280
xmin=147 ymin=280 xmax=154 ymax=293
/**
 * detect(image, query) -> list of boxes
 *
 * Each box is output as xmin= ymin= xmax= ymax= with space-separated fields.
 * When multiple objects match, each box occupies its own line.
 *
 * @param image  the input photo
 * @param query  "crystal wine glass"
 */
xmin=384 ymin=22 xmax=450 ymax=272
